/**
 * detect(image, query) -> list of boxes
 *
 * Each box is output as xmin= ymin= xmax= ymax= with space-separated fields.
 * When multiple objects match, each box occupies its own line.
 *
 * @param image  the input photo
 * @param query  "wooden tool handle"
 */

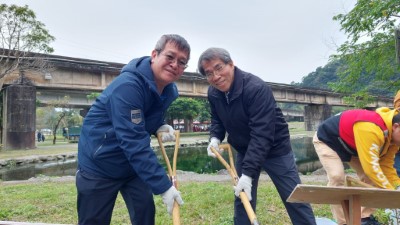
xmin=157 ymin=130 xmax=181 ymax=225
xmin=210 ymin=146 xmax=238 ymax=184
xmin=239 ymin=192 xmax=258 ymax=224
xmin=172 ymin=201 xmax=180 ymax=225
xmin=210 ymin=145 xmax=259 ymax=225
xmin=157 ymin=133 xmax=173 ymax=177
xmin=172 ymin=130 xmax=180 ymax=177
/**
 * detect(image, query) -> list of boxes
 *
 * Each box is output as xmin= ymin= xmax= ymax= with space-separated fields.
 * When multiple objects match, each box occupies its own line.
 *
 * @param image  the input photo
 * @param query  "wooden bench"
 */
xmin=287 ymin=183 xmax=400 ymax=225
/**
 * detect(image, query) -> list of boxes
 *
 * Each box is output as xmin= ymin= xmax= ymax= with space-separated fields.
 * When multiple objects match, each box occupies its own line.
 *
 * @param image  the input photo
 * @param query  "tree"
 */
xmin=330 ymin=0 xmax=400 ymax=107
xmin=166 ymin=97 xmax=202 ymax=132
xmin=0 ymin=4 xmax=55 ymax=88
xmin=294 ymin=60 xmax=341 ymax=90
xmin=196 ymin=98 xmax=211 ymax=123
xmin=43 ymin=96 xmax=75 ymax=144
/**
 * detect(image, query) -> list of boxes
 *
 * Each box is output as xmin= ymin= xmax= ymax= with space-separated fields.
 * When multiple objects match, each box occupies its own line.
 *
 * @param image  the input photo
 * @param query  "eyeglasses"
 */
xmin=160 ymin=52 xmax=188 ymax=69
xmin=205 ymin=63 xmax=227 ymax=79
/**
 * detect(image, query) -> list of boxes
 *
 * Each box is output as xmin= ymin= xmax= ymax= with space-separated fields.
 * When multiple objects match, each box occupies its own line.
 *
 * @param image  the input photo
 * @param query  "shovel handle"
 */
xmin=239 ymin=192 xmax=258 ymax=224
xmin=210 ymin=145 xmax=259 ymax=225
xmin=157 ymin=130 xmax=181 ymax=225
xmin=157 ymin=133 xmax=173 ymax=177
xmin=172 ymin=201 xmax=180 ymax=225
xmin=172 ymin=131 xmax=180 ymax=178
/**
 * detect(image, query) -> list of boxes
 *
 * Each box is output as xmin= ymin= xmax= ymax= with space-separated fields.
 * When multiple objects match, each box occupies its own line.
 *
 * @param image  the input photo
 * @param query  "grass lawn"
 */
xmin=0 ymin=123 xmax=393 ymax=224
xmin=0 ymin=180 xmax=332 ymax=225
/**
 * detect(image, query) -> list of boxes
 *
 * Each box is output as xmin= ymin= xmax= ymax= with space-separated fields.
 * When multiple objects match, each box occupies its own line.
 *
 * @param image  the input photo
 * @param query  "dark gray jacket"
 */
xmin=208 ymin=67 xmax=292 ymax=178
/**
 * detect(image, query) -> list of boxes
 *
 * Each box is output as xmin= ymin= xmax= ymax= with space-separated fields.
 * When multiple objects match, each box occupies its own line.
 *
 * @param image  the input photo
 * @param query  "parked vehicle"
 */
xmin=63 ymin=126 xmax=81 ymax=142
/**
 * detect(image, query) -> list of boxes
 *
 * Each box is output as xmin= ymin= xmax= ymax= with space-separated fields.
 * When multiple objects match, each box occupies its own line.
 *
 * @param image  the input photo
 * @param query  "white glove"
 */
xmin=396 ymin=186 xmax=400 ymax=190
xmin=234 ymin=174 xmax=253 ymax=201
xmin=156 ymin=124 xmax=175 ymax=142
xmin=207 ymin=137 xmax=224 ymax=158
xmin=161 ymin=186 xmax=184 ymax=215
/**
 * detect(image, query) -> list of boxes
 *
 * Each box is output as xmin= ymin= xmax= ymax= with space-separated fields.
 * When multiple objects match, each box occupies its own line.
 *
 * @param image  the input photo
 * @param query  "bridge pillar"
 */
xmin=304 ymin=104 xmax=332 ymax=131
xmin=2 ymin=85 xmax=36 ymax=150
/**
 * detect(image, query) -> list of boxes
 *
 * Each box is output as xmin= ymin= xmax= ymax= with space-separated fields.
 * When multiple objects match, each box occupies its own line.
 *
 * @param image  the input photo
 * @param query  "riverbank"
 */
xmin=0 ymin=122 xmax=314 ymax=160
xmin=0 ymin=130 xmax=313 ymax=169
xmin=0 ymin=124 xmax=317 ymax=183
xmin=0 ymin=133 xmax=210 ymax=168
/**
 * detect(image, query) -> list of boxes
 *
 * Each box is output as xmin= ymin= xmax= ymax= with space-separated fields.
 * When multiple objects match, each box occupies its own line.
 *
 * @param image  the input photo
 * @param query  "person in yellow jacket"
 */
xmin=313 ymin=107 xmax=400 ymax=225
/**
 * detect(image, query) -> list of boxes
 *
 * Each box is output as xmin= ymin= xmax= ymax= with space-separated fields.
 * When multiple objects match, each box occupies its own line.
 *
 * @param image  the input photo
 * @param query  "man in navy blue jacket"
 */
xmin=197 ymin=47 xmax=316 ymax=225
xmin=76 ymin=34 xmax=190 ymax=225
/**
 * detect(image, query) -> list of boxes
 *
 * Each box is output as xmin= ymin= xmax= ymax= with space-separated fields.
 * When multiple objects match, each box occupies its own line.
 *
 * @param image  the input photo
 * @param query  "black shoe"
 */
xmin=361 ymin=216 xmax=382 ymax=225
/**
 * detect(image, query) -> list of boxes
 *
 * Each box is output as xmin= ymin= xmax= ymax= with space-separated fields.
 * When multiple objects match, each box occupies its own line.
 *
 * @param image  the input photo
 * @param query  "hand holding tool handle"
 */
xmin=157 ymin=130 xmax=181 ymax=225
xmin=210 ymin=144 xmax=259 ymax=225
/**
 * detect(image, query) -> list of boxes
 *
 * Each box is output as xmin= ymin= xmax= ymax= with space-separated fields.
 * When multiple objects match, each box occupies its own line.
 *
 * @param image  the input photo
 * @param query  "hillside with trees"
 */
xmin=293 ymin=59 xmax=397 ymax=98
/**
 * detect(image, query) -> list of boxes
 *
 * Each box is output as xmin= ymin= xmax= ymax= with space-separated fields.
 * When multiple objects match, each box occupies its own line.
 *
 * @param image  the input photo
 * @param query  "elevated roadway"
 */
xmin=3 ymin=54 xmax=392 ymax=108
xmin=1 ymin=54 xmax=394 ymax=149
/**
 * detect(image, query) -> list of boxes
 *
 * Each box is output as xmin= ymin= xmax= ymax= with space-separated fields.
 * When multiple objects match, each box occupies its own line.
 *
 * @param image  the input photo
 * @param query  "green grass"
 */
xmin=0 ymin=123 xmax=341 ymax=224
xmin=0 ymin=180 xmax=331 ymax=225
xmin=0 ymin=140 xmax=77 ymax=160
xmin=288 ymin=121 xmax=315 ymax=137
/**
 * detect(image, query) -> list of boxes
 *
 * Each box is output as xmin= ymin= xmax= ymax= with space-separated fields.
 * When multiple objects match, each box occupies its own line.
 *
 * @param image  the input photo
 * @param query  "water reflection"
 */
xmin=0 ymin=159 xmax=77 ymax=181
xmin=292 ymin=137 xmax=322 ymax=174
xmin=157 ymin=146 xmax=231 ymax=174
xmin=0 ymin=137 xmax=320 ymax=181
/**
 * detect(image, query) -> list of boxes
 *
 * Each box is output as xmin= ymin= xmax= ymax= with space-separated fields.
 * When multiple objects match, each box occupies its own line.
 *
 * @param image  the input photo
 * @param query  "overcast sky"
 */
xmin=4 ymin=0 xmax=355 ymax=84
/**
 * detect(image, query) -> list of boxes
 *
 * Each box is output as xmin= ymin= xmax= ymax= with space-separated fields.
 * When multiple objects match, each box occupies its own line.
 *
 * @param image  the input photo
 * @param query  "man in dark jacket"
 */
xmin=197 ymin=47 xmax=316 ymax=225
xmin=76 ymin=34 xmax=190 ymax=225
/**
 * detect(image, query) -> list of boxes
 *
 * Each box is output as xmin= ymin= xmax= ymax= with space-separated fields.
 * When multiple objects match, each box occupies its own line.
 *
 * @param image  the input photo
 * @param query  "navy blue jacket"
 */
xmin=78 ymin=57 xmax=175 ymax=194
xmin=208 ymin=67 xmax=292 ymax=178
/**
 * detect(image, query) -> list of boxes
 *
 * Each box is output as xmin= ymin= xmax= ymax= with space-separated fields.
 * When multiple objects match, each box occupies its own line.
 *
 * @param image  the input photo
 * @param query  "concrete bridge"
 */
xmin=1 ymin=54 xmax=394 ymax=149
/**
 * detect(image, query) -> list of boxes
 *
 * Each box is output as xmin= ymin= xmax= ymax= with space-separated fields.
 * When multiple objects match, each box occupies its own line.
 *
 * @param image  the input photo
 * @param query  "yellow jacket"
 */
xmin=354 ymin=107 xmax=400 ymax=189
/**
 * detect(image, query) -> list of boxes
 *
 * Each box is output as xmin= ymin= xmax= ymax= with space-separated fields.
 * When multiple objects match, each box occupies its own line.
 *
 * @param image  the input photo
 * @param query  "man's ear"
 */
xmin=151 ymin=50 xmax=158 ymax=62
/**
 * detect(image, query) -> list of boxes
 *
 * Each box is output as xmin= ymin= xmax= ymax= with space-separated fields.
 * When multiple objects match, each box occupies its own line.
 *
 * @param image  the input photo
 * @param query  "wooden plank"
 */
xmin=287 ymin=184 xmax=400 ymax=209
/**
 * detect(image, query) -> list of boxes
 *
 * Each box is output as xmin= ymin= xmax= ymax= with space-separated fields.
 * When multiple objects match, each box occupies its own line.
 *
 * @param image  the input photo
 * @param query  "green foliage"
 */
xmin=166 ymin=97 xmax=203 ymax=121
xmin=373 ymin=209 xmax=391 ymax=225
xmin=329 ymin=0 xmax=400 ymax=107
xmin=86 ymin=92 xmax=100 ymax=100
xmin=0 ymin=4 xmax=55 ymax=78
xmin=294 ymin=60 xmax=341 ymax=90
xmin=0 ymin=4 xmax=54 ymax=53
xmin=333 ymin=0 xmax=400 ymax=44
xmin=196 ymin=98 xmax=211 ymax=123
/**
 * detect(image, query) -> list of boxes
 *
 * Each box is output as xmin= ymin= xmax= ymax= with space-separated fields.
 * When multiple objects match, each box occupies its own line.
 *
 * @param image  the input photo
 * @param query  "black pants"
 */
xmin=76 ymin=170 xmax=155 ymax=225
xmin=234 ymin=151 xmax=317 ymax=225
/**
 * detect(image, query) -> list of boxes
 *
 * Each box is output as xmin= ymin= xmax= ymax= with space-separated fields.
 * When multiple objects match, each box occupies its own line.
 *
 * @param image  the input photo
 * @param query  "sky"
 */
xmin=4 ymin=0 xmax=356 ymax=84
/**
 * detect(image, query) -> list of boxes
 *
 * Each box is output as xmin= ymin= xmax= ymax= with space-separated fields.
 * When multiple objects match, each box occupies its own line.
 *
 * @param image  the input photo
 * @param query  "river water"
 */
xmin=0 ymin=137 xmax=320 ymax=181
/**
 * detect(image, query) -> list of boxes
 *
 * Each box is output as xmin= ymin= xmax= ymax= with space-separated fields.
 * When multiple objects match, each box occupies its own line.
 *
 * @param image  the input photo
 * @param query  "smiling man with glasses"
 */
xmin=198 ymin=47 xmax=317 ymax=225
xmin=76 ymin=34 xmax=190 ymax=225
